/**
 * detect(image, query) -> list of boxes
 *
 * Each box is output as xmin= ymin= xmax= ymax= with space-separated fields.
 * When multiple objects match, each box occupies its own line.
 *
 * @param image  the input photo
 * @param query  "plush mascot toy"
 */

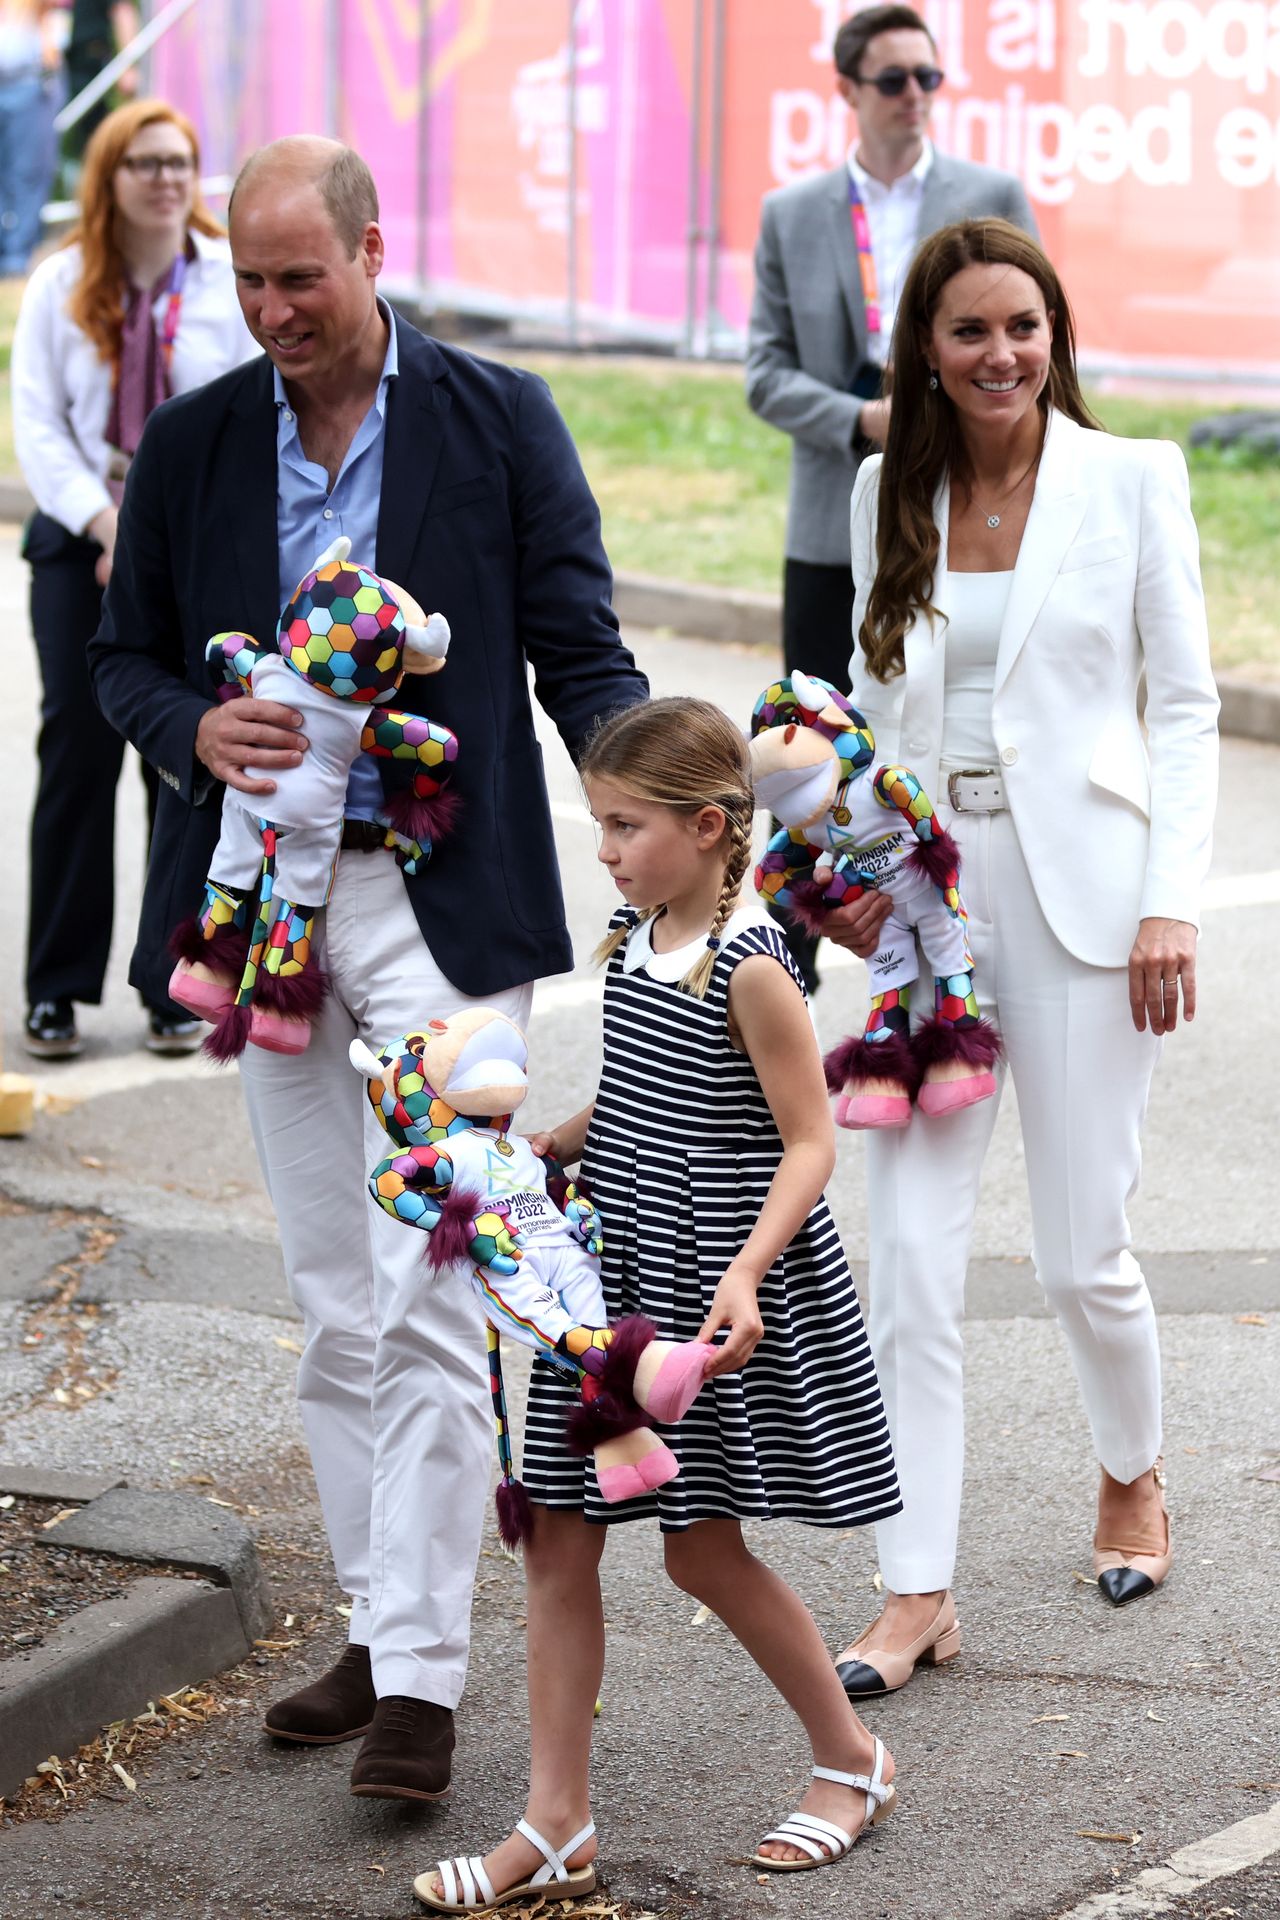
xmin=750 ymin=670 xmax=1001 ymax=1129
xmin=349 ymin=1008 xmax=713 ymax=1546
xmin=168 ymin=538 xmax=458 ymax=1061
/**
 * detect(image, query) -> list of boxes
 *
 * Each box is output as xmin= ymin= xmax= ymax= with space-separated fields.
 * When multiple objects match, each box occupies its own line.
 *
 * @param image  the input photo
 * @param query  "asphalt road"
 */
xmin=0 ymin=524 xmax=1277 ymax=1920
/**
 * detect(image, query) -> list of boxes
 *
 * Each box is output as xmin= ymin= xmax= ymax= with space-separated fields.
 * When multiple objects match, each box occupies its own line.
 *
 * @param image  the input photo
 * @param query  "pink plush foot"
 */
xmin=249 ymin=1008 xmax=312 ymax=1055
xmin=640 ymin=1341 xmax=714 ymax=1423
xmin=835 ymin=1092 xmax=912 ymax=1129
xmin=917 ymin=1070 xmax=996 ymax=1118
xmin=168 ymin=961 xmax=234 ymax=1021
xmin=597 ymin=1445 xmax=680 ymax=1503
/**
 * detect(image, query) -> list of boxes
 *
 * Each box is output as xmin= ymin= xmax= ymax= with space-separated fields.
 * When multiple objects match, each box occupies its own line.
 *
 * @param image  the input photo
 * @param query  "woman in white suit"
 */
xmin=824 ymin=220 xmax=1218 ymax=1699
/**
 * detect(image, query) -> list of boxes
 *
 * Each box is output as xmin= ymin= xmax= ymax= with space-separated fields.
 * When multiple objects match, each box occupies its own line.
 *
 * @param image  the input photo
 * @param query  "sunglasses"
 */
xmin=118 ymin=154 xmax=195 ymax=180
xmin=856 ymin=65 xmax=945 ymax=97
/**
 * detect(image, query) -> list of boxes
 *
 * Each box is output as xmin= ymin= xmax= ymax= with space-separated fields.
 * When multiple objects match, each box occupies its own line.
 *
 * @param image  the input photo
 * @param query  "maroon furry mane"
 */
xmin=906 ymin=825 xmax=962 ymax=891
xmin=495 ymin=1477 xmax=533 ymax=1550
xmin=382 ymin=787 xmax=461 ymax=846
xmin=169 ymin=914 xmax=250 ymax=973
xmin=204 ymin=1004 xmax=253 ymax=1063
xmin=251 ymin=965 xmax=330 ymax=1018
xmin=823 ymin=1030 xmax=920 ymax=1096
xmin=912 ymin=1014 xmax=1002 ymax=1070
xmin=423 ymin=1182 xmax=488 ymax=1277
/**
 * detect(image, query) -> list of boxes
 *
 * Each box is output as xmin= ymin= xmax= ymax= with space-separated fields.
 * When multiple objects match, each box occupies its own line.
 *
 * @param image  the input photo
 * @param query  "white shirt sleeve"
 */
xmin=11 ymin=252 xmax=114 ymax=535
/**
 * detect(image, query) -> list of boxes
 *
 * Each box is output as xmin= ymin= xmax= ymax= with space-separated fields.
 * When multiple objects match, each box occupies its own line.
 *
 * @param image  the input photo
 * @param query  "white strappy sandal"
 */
xmin=750 ymin=1740 xmax=896 ymax=1873
xmin=413 ymin=1817 xmax=597 ymax=1913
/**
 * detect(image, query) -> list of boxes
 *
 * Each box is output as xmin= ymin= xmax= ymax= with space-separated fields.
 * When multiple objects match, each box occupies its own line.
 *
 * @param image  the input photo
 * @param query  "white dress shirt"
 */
xmin=11 ymin=228 xmax=258 ymax=537
xmin=847 ymin=140 xmax=932 ymax=365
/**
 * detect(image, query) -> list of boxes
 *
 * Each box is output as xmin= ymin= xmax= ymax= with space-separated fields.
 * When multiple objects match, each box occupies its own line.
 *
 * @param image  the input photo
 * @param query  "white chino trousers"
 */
xmin=865 ymin=807 xmax=1163 ymax=1594
xmin=238 ymin=849 xmax=532 ymax=1705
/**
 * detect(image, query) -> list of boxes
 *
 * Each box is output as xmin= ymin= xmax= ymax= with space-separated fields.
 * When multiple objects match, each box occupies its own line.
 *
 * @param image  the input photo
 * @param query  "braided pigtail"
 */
xmin=593 ymin=905 xmax=657 ymax=969
xmin=680 ymin=800 xmax=753 ymax=1000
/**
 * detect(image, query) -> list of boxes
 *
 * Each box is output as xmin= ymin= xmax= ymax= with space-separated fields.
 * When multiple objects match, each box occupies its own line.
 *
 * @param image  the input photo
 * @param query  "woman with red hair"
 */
xmin=12 ymin=98 xmax=256 ymax=1059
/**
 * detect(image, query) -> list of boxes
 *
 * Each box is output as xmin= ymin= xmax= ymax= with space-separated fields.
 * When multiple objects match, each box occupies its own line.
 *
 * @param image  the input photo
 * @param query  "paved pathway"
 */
xmin=0 ymin=528 xmax=1277 ymax=1918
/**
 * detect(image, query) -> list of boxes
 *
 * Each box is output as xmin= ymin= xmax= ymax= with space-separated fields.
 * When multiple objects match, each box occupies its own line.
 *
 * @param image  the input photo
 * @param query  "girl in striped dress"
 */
xmin=414 ymin=698 xmax=902 ymax=1914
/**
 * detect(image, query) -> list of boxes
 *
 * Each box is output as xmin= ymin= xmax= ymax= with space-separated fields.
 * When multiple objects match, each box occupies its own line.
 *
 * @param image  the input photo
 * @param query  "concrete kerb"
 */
xmin=612 ymin=570 xmax=1280 ymax=747
xmin=0 ymin=1472 xmax=273 ymax=1803
xmin=1 ymin=482 xmax=1275 ymax=743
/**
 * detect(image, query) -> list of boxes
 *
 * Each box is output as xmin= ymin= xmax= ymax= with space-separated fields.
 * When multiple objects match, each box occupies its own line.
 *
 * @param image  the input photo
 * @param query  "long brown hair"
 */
xmin=581 ymin=697 xmax=754 ymax=999
xmin=860 ymin=218 xmax=1101 ymax=683
xmin=65 ymin=99 xmax=224 ymax=368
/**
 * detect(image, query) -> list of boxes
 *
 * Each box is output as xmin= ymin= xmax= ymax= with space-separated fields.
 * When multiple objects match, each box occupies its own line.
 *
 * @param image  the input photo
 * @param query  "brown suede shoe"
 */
xmin=263 ymin=1643 xmax=376 ymax=1745
xmin=349 ymin=1695 xmax=454 ymax=1801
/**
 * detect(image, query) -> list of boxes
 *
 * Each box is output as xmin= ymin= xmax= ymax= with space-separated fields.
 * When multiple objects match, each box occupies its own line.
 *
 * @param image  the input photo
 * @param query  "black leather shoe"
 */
xmin=145 ymin=1012 xmax=204 ymax=1055
xmin=349 ymin=1695 xmax=454 ymax=1801
xmin=264 ymin=1643 xmax=376 ymax=1744
xmin=24 ymin=1001 xmax=81 ymax=1059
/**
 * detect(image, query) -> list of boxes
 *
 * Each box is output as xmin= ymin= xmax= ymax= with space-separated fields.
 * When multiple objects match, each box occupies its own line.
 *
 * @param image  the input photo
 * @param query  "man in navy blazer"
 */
xmin=90 ymin=137 xmax=646 ymax=1801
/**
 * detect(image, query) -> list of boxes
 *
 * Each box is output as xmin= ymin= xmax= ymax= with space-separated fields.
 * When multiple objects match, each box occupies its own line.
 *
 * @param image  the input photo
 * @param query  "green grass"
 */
xmin=1 ymin=273 xmax=1275 ymax=675
xmin=518 ymin=354 xmax=1280 ymax=680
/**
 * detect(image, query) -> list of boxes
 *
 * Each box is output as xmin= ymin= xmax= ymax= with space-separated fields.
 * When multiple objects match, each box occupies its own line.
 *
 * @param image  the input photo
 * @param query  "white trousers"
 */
xmin=866 ymin=808 xmax=1162 ymax=1594
xmin=238 ymin=849 xmax=532 ymax=1705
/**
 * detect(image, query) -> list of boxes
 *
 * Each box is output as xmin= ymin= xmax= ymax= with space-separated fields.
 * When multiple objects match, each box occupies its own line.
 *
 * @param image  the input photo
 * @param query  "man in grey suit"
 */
xmin=746 ymin=3 xmax=1037 ymax=986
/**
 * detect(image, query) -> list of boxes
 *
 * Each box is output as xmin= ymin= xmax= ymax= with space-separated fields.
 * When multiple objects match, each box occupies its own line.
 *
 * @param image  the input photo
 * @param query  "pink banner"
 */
xmin=151 ymin=0 xmax=1280 ymax=376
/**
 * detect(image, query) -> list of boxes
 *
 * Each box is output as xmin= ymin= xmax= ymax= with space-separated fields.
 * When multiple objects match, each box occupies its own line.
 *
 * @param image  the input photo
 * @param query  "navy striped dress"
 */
xmin=520 ymin=906 xmax=902 ymax=1532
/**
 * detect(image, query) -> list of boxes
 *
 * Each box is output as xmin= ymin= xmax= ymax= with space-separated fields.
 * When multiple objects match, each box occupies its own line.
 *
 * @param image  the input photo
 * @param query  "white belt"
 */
xmin=945 ymin=768 xmax=1007 ymax=813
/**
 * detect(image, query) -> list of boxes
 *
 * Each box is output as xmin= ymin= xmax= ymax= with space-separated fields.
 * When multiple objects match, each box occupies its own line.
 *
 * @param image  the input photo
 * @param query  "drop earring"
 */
xmin=928 ymin=369 xmax=938 ymax=391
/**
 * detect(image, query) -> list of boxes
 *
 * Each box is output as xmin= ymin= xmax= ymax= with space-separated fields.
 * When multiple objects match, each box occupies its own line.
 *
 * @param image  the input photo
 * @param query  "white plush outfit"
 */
xmin=439 ymin=1128 xmax=608 ymax=1356
xmin=808 ymin=769 xmax=971 ymax=995
xmin=847 ymin=412 xmax=1219 ymax=1593
xmin=212 ymin=657 xmax=368 ymax=908
xmin=237 ymin=849 xmax=533 ymax=1705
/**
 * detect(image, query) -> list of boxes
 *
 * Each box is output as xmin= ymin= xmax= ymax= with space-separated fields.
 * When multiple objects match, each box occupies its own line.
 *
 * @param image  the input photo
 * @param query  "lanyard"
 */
xmin=847 ymin=174 xmax=881 ymax=339
xmin=158 ymin=248 xmax=188 ymax=370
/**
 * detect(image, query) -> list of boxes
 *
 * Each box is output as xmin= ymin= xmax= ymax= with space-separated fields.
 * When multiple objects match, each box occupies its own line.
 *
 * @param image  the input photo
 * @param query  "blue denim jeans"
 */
xmin=0 ymin=70 xmax=56 ymax=274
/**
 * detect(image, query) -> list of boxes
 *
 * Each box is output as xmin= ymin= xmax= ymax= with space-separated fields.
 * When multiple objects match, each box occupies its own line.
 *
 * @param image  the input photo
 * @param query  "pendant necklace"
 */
xmin=973 ymin=451 xmax=1041 ymax=531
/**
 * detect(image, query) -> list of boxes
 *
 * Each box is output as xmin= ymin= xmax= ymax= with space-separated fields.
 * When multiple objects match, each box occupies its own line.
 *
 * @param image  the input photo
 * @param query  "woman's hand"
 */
xmin=1128 ymin=917 xmax=1198 ymax=1035
xmin=697 ymin=1263 xmax=765 ymax=1377
xmin=821 ymin=887 xmax=893 ymax=959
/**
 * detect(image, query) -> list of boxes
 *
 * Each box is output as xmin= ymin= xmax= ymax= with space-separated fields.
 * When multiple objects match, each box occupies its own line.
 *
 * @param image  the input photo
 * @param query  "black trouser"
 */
xmin=24 ymin=511 xmax=168 ymax=1011
xmin=771 ymin=558 xmax=857 ymax=994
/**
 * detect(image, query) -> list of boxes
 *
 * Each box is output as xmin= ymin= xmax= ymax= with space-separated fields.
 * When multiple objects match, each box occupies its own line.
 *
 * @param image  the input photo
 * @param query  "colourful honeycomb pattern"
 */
xmin=278 ymin=559 xmax=406 ymax=703
xmin=198 ymin=880 xmax=247 ymax=938
xmin=751 ymin=676 xmax=876 ymax=784
xmin=935 ymin=970 xmax=982 ymax=1027
xmin=207 ymin=631 xmax=262 ymax=700
xmin=262 ymin=900 xmax=315 ymax=981
xmin=361 ymin=709 xmax=459 ymax=800
xmin=232 ymin=822 xmax=278 ymax=1011
xmin=866 ymin=985 xmax=911 ymax=1045
xmin=873 ymin=766 xmax=962 ymax=918
xmin=755 ymin=831 xmax=870 ymax=916
xmin=366 ymin=1037 xmax=479 ymax=1149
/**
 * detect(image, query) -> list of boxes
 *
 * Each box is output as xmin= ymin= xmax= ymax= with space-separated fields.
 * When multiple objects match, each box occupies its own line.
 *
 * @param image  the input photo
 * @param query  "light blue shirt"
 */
xmin=274 ymin=302 xmax=398 ymax=820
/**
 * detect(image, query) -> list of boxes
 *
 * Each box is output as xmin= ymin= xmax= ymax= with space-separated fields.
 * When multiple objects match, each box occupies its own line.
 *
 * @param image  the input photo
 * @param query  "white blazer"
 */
xmin=11 ymin=229 xmax=259 ymax=540
xmin=847 ymin=409 xmax=1220 ymax=969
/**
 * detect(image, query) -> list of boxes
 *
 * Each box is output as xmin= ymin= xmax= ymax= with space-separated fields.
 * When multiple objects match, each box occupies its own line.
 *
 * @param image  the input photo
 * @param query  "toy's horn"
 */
xmin=790 ymin=670 xmax=827 ymax=713
xmin=349 ymin=1038 xmax=385 ymax=1079
xmin=403 ymin=611 xmax=451 ymax=671
xmin=314 ymin=535 xmax=352 ymax=570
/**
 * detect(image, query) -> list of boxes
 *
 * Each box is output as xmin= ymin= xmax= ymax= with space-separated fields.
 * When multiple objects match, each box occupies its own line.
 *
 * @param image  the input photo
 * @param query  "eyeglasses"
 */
xmin=118 ymin=154 xmax=195 ymax=180
xmin=856 ymin=65 xmax=945 ymax=96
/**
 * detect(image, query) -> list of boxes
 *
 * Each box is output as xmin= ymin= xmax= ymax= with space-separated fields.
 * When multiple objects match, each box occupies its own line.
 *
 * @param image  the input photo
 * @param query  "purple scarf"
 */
xmin=105 ymin=247 xmax=188 ymax=502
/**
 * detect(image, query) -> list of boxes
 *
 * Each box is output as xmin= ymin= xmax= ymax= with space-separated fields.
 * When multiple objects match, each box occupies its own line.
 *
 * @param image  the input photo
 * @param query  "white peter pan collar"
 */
xmin=620 ymin=904 xmax=765 ymax=980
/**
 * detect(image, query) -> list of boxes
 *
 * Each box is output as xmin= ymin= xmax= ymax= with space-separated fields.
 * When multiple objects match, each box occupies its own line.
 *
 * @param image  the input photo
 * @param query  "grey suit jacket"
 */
xmin=745 ymin=153 xmax=1039 ymax=566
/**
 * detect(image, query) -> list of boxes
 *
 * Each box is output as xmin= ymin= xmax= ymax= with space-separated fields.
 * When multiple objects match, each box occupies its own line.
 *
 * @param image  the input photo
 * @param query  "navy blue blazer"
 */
xmin=89 ymin=314 xmax=647 ymax=1006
